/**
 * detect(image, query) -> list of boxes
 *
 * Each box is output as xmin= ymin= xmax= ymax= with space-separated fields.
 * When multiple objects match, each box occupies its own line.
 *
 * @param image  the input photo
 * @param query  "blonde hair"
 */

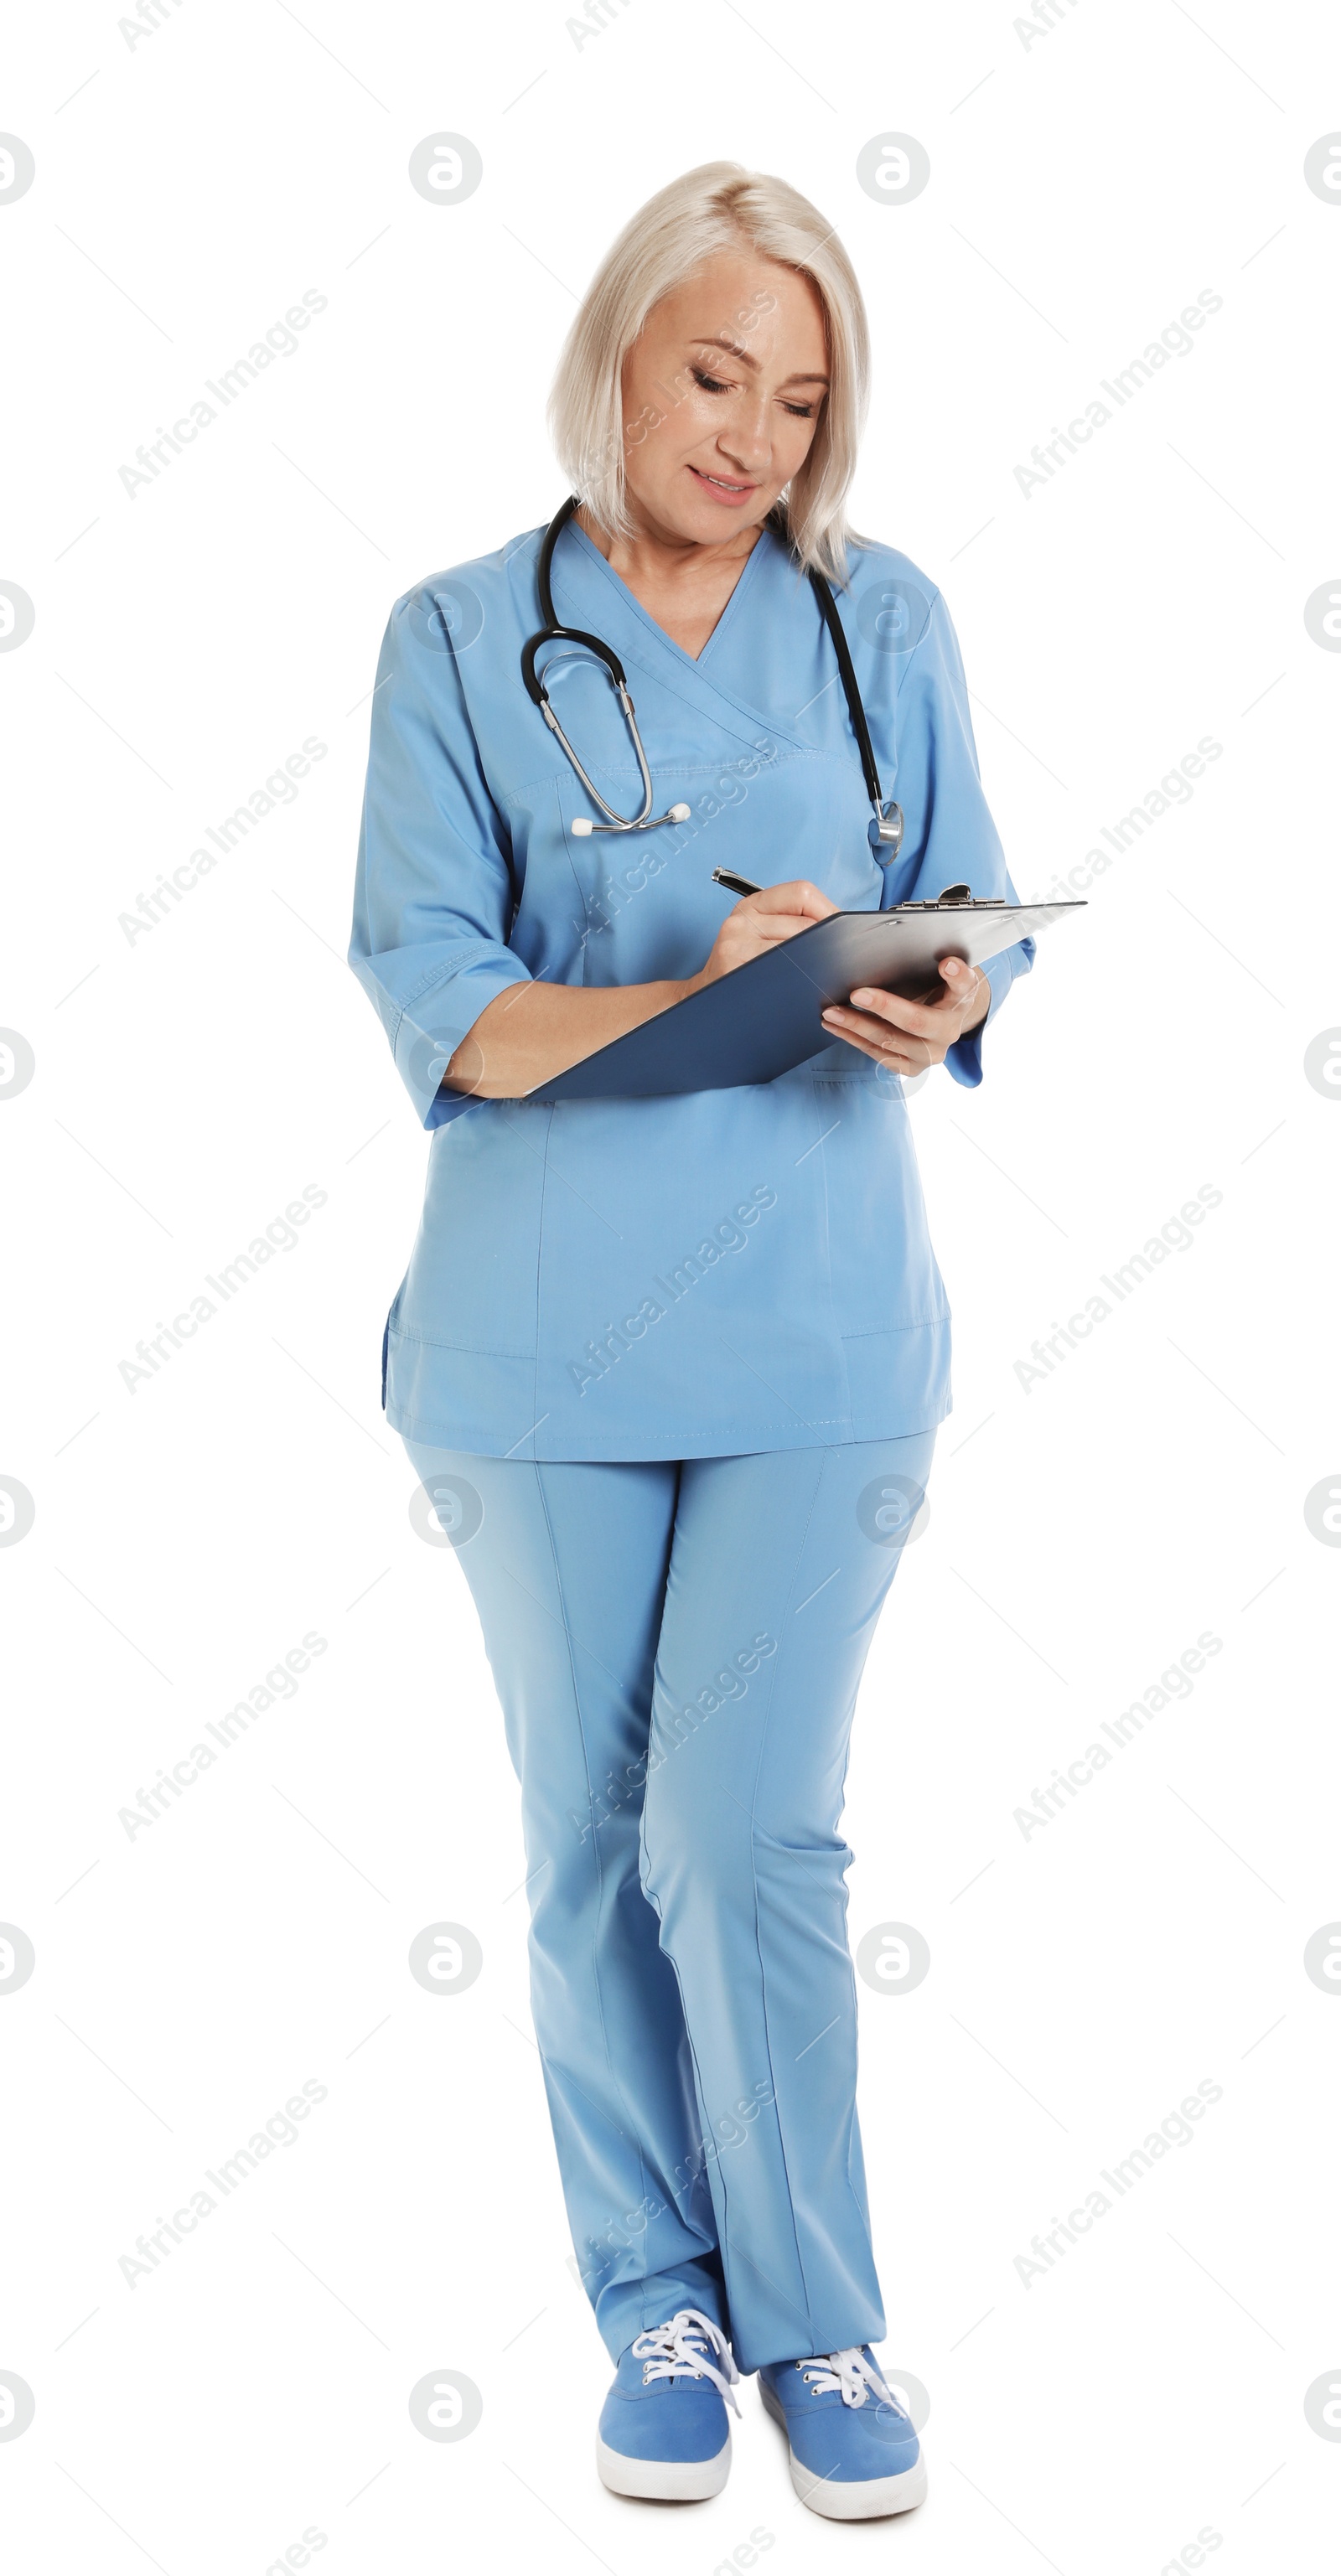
xmin=548 ymin=162 xmax=869 ymax=584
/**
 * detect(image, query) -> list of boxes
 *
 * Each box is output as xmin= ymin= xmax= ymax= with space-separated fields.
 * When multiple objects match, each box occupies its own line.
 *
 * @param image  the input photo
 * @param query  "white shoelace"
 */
xmin=797 ymin=2346 xmax=899 ymax=2410
xmin=631 ymin=2310 xmax=742 ymax=2417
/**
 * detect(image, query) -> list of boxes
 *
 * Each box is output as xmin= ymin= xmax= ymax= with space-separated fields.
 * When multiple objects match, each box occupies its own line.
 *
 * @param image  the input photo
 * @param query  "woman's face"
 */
xmin=619 ymin=250 xmax=829 ymax=546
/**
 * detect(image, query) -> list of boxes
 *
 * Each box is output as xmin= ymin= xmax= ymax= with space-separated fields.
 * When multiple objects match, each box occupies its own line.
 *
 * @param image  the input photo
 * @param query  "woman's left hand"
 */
xmin=821 ymin=956 xmax=990 ymax=1073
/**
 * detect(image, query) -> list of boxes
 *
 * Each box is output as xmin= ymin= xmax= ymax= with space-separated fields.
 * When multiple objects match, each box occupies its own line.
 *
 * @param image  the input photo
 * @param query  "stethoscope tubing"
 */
xmin=520 ymin=495 xmax=902 ymax=852
xmin=539 ymin=656 xmax=657 ymax=830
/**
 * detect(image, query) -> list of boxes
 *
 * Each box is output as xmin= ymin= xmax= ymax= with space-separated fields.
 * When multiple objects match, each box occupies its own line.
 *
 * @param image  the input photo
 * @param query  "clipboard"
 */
xmin=529 ymin=892 xmax=1084 ymax=1102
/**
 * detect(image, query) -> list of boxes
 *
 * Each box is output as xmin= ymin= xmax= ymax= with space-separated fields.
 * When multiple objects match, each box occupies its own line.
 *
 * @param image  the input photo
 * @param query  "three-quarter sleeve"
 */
xmin=349 ymin=590 xmax=533 ymax=1129
xmin=878 ymin=588 xmax=1034 ymax=1090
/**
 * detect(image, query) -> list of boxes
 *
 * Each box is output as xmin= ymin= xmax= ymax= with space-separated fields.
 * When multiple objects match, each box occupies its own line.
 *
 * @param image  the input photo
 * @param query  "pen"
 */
xmin=711 ymin=867 xmax=762 ymax=898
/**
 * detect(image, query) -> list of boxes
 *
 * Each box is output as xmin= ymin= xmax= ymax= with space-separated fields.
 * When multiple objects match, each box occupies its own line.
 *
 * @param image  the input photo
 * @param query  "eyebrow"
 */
xmin=691 ymin=334 xmax=830 ymax=385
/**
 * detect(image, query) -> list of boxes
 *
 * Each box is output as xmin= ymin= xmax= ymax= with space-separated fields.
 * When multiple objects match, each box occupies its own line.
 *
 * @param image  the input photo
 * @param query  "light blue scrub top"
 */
xmin=349 ymin=515 xmax=1034 ymax=1463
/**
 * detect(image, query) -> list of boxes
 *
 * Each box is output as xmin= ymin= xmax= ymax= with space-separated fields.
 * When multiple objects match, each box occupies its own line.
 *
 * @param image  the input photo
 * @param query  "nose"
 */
xmin=715 ymin=393 xmax=773 ymax=475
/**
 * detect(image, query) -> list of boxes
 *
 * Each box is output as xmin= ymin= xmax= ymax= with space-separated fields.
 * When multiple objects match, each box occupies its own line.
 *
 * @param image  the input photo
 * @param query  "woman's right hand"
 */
xmin=686 ymin=879 xmax=839 ymax=993
xmin=445 ymin=879 xmax=841 ymax=1098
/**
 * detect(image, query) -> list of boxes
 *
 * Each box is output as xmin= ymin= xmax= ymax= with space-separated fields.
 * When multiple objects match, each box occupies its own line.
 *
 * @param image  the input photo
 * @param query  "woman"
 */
xmin=349 ymin=163 xmax=1033 ymax=2521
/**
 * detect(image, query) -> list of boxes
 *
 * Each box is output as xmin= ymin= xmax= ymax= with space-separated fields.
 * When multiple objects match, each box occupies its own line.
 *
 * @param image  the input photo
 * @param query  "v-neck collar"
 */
xmin=551 ymin=516 xmax=815 ymax=755
xmin=562 ymin=512 xmax=774 ymax=672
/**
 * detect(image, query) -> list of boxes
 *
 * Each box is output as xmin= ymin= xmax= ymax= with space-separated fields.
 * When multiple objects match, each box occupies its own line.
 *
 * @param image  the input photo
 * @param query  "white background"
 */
xmin=3 ymin=3 xmax=1339 ymax=2570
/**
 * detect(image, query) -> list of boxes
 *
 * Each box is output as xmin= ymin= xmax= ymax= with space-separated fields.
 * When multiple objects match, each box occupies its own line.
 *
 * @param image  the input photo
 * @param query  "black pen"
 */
xmin=711 ymin=867 xmax=762 ymax=898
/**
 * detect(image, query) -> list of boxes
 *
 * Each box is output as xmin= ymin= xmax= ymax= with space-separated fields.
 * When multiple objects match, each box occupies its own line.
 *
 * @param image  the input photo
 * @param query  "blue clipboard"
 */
xmin=529 ymin=896 xmax=1083 ymax=1102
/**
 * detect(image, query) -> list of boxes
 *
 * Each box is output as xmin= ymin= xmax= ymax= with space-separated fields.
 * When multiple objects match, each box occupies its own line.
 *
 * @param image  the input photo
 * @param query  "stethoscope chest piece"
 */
xmin=868 ymin=799 xmax=904 ymax=857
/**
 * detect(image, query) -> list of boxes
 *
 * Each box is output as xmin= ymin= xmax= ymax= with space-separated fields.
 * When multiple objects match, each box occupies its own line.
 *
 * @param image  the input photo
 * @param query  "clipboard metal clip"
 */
xmin=898 ymin=883 xmax=1006 ymax=910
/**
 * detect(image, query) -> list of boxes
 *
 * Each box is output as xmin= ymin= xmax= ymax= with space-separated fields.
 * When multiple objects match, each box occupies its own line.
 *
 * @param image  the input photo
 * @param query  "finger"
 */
xmin=851 ymin=955 xmax=976 ymax=1005
xmin=752 ymin=878 xmax=839 ymax=921
xmin=749 ymin=913 xmax=830 ymax=944
xmin=841 ymin=1021 xmax=935 ymax=1069
xmin=833 ymin=1028 xmax=935 ymax=1072
xmin=822 ymin=1008 xmax=937 ymax=1070
xmin=842 ymin=990 xmax=933 ymax=1033
xmin=935 ymin=959 xmax=988 ymax=1019
xmin=847 ymin=989 xmax=949 ymax=1027
xmin=847 ymin=967 xmax=980 ymax=1032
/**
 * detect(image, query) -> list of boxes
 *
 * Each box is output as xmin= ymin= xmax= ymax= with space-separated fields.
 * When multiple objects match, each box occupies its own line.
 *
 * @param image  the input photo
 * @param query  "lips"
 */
xmin=688 ymin=465 xmax=759 ymax=501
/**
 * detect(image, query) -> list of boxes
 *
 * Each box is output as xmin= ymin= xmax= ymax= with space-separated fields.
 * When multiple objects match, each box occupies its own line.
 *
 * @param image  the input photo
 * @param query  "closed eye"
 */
xmin=691 ymin=365 xmax=819 ymax=421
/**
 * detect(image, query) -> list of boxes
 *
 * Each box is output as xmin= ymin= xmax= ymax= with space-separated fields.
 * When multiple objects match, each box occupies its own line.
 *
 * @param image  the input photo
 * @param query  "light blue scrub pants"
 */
xmin=405 ymin=1431 xmax=935 ymax=2377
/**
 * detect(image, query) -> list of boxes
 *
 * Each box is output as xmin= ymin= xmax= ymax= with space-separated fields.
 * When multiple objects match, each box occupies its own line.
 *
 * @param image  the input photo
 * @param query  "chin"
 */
xmin=651 ymin=493 xmax=727 ymax=540
xmin=680 ymin=479 xmax=770 ymax=529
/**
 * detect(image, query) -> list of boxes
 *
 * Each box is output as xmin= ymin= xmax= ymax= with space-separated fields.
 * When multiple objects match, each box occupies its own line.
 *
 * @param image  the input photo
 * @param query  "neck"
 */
xmin=576 ymin=501 xmax=770 ymax=590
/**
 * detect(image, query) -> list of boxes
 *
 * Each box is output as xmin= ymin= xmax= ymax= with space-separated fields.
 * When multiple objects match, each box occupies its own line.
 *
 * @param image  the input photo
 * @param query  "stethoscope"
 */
xmin=520 ymin=495 xmax=903 ymax=857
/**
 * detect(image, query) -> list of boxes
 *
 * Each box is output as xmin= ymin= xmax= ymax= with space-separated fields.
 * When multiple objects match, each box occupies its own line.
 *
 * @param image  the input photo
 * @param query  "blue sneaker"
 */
xmin=596 ymin=2309 xmax=740 ymax=2500
xmin=758 ymin=2346 xmax=926 ymax=2519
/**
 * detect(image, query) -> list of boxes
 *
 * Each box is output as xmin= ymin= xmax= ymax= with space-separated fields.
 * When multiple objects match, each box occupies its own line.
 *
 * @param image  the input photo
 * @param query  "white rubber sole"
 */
xmin=596 ymin=2429 xmax=732 ymax=2501
xmin=759 ymin=2379 xmax=928 ymax=2520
